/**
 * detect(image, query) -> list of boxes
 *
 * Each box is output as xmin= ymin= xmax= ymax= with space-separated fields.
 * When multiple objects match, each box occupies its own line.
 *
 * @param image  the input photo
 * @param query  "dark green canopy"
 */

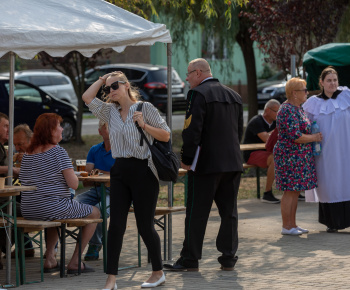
xmin=303 ymin=43 xmax=350 ymax=91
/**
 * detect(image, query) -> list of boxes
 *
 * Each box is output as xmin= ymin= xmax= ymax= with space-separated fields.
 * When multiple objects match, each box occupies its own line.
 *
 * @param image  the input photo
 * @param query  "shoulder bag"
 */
xmin=135 ymin=102 xmax=180 ymax=182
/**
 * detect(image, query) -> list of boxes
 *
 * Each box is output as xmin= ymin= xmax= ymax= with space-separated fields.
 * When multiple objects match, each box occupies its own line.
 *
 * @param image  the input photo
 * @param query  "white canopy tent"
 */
xmin=0 ymin=0 xmax=173 ymax=285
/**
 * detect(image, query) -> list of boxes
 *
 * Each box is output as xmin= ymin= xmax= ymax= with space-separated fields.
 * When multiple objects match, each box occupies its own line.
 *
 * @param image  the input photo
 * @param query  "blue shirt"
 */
xmin=86 ymin=142 xmax=115 ymax=172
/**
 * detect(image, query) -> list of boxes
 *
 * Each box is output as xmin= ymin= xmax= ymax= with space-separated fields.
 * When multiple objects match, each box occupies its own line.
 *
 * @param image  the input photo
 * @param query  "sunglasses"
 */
xmin=102 ymin=81 xmax=126 ymax=94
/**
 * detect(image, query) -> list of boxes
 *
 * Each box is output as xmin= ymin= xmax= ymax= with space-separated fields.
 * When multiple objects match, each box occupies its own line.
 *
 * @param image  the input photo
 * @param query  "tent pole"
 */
xmin=291 ymin=55 xmax=296 ymax=77
xmin=5 ymin=51 xmax=15 ymax=285
xmin=166 ymin=43 xmax=173 ymax=261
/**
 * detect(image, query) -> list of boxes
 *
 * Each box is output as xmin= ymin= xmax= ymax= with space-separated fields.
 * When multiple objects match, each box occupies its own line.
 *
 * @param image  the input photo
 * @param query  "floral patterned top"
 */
xmin=273 ymin=102 xmax=317 ymax=191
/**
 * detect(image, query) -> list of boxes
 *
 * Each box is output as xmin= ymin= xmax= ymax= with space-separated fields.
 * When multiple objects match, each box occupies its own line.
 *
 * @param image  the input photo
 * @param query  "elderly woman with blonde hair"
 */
xmin=273 ymin=78 xmax=322 ymax=236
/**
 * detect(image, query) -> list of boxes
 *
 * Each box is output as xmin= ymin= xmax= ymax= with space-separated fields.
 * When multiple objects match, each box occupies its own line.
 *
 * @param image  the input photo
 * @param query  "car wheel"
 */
xmin=61 ymin=118 xmax=75 ymax=143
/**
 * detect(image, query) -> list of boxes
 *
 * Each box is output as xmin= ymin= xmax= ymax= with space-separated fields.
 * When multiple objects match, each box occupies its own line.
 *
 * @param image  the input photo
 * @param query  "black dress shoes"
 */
xmin=218 ymin=255 xmax=238 ymax=271
xmin=163 ymin=257 xmax=199 ymax=272
xmin=326 ymin=228 xmax=338 ymax=233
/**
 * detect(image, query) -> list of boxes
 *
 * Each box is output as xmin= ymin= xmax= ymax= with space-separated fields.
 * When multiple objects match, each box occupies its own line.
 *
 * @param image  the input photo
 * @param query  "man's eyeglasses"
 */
xmin=102 ymin=81 xmax=126 ymax=94
xmin=294 ymin=89 xmax=308 ymax=93
xmin=186 ymin=70 xmax=197 ymax=77
xmin=186 ymin=69 xmax=211 ymax=77
xmin=269 ymin=107 xmax=278 ymax=113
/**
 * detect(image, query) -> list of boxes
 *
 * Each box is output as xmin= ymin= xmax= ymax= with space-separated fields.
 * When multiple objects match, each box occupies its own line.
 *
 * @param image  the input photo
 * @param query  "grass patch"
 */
xmin=61 ymin=135 xmax=103 ymax=161
xmin=82 ymin=113 xmax=98 ymax=119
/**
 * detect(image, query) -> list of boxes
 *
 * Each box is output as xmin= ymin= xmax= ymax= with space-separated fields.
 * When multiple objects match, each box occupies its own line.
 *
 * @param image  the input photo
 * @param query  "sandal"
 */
xmin=44 ymin=262 xmax=60 ymax=273
xmin=67 ymin=262 xmax=95 ymax=274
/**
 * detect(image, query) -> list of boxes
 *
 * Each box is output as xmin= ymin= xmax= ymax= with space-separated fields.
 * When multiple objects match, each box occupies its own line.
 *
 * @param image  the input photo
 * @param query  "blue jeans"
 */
xmin=75 ymin=186 xmax=110 ymax=245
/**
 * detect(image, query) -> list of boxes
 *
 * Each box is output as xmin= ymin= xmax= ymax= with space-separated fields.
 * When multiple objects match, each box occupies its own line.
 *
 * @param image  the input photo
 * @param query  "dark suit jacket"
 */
xmin=181 ymin=78 xmax=243 ymax=174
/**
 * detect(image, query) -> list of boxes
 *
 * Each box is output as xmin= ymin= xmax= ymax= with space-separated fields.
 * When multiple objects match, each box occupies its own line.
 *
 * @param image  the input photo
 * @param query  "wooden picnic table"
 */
xmin=0 ymin=185 xmax=37 ymax=287
xmin=240 ymin=143 xmax=266 ymax=151
xmin=77 ymin=173 xmax=110 ymax=272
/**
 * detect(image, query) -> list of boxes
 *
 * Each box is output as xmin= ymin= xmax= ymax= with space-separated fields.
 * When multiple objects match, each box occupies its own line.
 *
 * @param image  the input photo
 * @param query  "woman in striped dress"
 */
xmin=82 ymin=71 xmax=170 ymax=289
xmin=19 ymin=113 xmax=100 ymax=273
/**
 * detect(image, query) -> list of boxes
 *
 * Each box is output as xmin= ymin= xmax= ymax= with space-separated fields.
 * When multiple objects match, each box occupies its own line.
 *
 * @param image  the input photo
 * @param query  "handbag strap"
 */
xmin=135 ymin=102 xmax=152 ymax=148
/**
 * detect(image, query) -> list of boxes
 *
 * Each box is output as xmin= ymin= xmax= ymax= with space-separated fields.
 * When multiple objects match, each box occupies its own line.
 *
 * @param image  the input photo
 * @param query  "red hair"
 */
xmin=27 ymin=113 xmax=62 ymax=153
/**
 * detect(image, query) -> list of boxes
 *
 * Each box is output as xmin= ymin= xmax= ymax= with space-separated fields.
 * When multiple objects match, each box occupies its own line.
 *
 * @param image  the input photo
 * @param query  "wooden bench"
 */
xmin=129 ymin=206 xmax=186 ymax=262
xmin=15 ymin=218 xmax=61 ymax=285
xmin=243 ymin=163 xmax=261 ymax=199
xmin=53 ymin=218 xmax=103 ymax=277
xmin=177 ymin=166 xmax=261 ymax=200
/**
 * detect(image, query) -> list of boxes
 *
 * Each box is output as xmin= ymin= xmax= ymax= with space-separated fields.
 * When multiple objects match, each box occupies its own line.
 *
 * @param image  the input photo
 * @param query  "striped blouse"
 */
xmin=87 ymin=98 xmax=170 ymax=179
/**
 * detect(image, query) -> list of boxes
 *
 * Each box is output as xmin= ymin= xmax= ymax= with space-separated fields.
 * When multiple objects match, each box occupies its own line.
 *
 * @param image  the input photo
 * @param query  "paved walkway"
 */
xmin=2 ymin=197 xmax=349 ymax=289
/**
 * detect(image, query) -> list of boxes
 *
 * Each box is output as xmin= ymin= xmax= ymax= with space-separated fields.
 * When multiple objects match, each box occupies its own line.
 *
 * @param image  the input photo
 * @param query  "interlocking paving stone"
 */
xmin=2 ymin=197 xmax=349 ymax=289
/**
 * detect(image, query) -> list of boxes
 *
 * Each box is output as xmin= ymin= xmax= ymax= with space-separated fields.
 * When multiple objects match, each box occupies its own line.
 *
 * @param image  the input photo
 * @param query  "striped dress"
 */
xmin=19 ymin=146 xmax=92 ymax=221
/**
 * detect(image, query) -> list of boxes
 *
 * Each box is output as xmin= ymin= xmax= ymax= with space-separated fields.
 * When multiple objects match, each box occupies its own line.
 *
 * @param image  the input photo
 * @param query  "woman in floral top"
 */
xmin=274 ymin=78 xmax=322 ymax=236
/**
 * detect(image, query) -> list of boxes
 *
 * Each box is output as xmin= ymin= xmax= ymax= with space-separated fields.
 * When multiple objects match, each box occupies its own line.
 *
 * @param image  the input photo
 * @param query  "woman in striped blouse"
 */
xmin=19 ymin=113 xmax=100 ymax=273
xmin=83 ymin=71 xmax=170 ymax=289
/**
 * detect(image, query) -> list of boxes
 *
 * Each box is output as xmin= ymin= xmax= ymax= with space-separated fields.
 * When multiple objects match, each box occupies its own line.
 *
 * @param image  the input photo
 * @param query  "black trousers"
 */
xmin=180 ymin=171 xmax=241 ymax=267
xmin=106 ymin=158 xmax=162 ymax=275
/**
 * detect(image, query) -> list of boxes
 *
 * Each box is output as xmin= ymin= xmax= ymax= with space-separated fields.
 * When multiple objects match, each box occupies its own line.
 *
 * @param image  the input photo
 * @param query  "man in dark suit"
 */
xmin=164 ymin=58 xmax=243 ymax=271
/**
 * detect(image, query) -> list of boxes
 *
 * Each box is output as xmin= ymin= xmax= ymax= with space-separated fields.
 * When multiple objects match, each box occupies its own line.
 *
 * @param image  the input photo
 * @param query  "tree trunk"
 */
xmin=236 ymin=23 xmax=258 ymax=121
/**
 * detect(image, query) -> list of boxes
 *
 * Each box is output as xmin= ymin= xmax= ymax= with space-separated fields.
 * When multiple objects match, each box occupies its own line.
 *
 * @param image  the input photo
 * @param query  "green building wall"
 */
xmin=150 ymin=24 xmax=266 ymax=89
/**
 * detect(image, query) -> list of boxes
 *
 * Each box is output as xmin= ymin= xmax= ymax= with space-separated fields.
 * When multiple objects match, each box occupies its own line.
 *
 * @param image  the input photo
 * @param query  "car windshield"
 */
xmin=267 ymin=71 xmax=287 ymax=81
xmin=148 ymin=69 xmax=182 ymax=85
xmin=5 ymin=83 xmax=42 ymax=103
xmin=85 ymin=70 xmax=105 ymax=83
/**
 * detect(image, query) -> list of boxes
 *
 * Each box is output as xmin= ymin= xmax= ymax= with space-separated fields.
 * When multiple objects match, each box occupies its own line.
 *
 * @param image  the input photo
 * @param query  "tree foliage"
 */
xmin=152 ymin=1 xmax=261 ymax=118
xmin=37 ymin=0 xmax=250 ymax=143
xmin=38 ymin=50 xmax=112 ymax=143
xmin=336 ymin=4 xmax=350 ymax=42
xmin=242 ymin=0 xmax=349 ymax=74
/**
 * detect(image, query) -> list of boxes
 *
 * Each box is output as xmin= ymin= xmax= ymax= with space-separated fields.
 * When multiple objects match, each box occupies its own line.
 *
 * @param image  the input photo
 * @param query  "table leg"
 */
xmin=12 ymin=195 xmax=20 ymax=287
xmin=100 ymin=183 xmax=107 ymax=272
xmin=18 ymin=228 xmax=25 ymax=285
xmin=60 ymin=224 xmax=66 ymax=278
xmin=78 ymin=226 xmax=82 ymax=275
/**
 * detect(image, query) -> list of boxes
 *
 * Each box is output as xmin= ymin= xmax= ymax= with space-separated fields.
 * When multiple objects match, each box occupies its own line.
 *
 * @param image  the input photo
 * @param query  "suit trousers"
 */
xmin=180 ymin=171 xmax=241 ymax=267
xmin=106 ymin=158 xmax=162 ymax=275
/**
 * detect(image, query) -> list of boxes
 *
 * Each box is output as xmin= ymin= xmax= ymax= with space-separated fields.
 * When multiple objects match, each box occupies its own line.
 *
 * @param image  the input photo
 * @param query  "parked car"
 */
xmin=257 ymin=68 xmax=304 ymax=109
xmin=257 ymin=82 xmax=287 ymax=109
xmin=0 ymin=70 xmax=78 ymax=107
xmin=0 ymin=77 xmax=77 ymax=142
xmin=83 ymin=63 xmax=186 ymax=112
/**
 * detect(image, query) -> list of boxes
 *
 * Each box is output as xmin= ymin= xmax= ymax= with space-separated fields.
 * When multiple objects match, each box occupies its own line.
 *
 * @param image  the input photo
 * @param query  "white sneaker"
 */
xmin=281 ymin=227 xmax=302 ymax=235
xmin=296 ymin=226 xmax=309 ymax=233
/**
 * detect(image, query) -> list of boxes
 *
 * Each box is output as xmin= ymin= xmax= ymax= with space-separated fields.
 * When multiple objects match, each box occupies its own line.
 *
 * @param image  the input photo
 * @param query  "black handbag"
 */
xmin=135 ymin=102 xmax=180 ymax=182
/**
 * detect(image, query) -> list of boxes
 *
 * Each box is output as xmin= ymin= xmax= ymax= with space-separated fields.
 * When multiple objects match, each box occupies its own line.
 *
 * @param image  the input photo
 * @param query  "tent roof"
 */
xmin=303 ymin=43 xmax=350 ymax=91
xmin=0 ymin=0 xmax=172 ymax=59
xmin=303 ymin=43 xmax=350 ymax=67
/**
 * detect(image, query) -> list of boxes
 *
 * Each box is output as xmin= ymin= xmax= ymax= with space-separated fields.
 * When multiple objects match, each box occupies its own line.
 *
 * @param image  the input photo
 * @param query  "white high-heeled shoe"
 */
xmin=141 ymin=273 xmax=165 ymax=288
xmin=102 ymin=282 xmax=117 ymax=290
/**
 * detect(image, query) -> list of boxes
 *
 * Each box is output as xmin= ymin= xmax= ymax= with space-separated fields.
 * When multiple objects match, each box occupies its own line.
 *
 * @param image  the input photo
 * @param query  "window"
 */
xmin=5 ymin=83 xmax=42 ymax=103
xmin=29 ymin=76 xmax=51 ymax=86
xmin=16 ymin=76 xmax=30 ymax=82
xmin=128 ymin=69 xmax=145 ymax=81
xmin=50 ymin=75 xmax=69 ymax=85
xmin=85 ymin=70 xmax=105 ymax=83
xmin=201 ymin=33 xmax=228 ymax=60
